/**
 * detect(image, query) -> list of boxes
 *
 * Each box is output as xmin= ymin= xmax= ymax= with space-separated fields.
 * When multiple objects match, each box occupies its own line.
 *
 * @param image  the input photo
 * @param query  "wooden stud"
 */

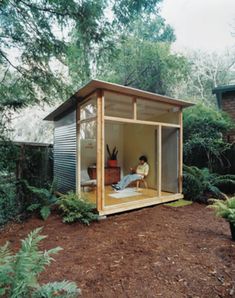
xmin=133 ymin=97 xmax=137 ymax=120
xmin=157 ymin=125 xmax=162 ymax=198
xmin=76 ymin=102 xmax=81 ymax=194
xmin=104 ymin=116 xmax=180 ymax=128
xmin=101 ymin=92 xmax=105 ymax=210
xmin=178 ymin=109 xmax=183 ymax=193
xmin=96 ymin=89 xmax=105 ymax=211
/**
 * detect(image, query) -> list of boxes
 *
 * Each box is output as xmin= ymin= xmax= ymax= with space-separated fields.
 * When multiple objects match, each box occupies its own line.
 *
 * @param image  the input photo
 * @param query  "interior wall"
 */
xmin=105 ymin=122 xmax=124 ymax=171
xmin=123 ymin=124 xmax=156 ymax=188
xmin=161 ymin=127 xmax=179 ymax=193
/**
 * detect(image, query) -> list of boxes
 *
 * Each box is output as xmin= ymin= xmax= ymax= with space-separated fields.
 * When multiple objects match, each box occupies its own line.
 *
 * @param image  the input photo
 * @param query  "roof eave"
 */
xmin=44 ymin=80 xmax=194 ymax=121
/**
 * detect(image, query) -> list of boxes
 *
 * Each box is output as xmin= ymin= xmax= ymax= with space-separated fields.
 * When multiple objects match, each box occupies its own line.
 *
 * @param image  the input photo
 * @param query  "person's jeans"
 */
xmin=116 ymin=174 xmax=143 ymax=190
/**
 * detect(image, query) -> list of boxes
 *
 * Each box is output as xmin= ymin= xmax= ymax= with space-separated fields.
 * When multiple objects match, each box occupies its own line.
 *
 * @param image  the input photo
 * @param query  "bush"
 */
xmin=208 ymin=196 xmax=235 ymax=226
xmin=0 ymin=140 xmax=53 ymax=226
xmin=0 ymin=174 xmax=19 ymax=226
xmin=0 ymin=227 xmax=80 ymax=297
xmin=0 ymin=142 xmax=20 ymax=226
xmin=183 ymin=165 xmax=235 ymax=203
xmin=183 ymin=104 xmax=233 ymax=171
xmin=25 ymin=180 xmax=58 ymax=220
xmin=59 ymin=192 xmax=99 ymax=225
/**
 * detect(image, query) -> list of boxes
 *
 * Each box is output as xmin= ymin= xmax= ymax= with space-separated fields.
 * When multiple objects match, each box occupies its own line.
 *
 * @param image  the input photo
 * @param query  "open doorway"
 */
xmin=104 ymin=121 xmax=159 ymax=207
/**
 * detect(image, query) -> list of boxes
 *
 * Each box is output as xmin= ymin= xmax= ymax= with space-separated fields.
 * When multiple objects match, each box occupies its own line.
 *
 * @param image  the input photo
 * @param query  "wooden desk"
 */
xmin=88 ymin=166 xmax=120 ymax=185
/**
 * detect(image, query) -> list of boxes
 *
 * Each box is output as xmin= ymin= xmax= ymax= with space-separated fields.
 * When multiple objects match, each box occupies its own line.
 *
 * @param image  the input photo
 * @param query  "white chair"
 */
xmin=80 ymin=169 xmax=96 ymax=191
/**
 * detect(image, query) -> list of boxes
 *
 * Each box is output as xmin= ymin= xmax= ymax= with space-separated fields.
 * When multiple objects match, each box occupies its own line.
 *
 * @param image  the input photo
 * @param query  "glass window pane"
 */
xmin=80 ymin=121 xmax=97 ymax=200
xmin=137 ymin=98 xmax=180 ymax=124
xmin=80 ymin=96 xmax=97 ymax=120
xmin=104 ymin=91 xmax=133 ymax=119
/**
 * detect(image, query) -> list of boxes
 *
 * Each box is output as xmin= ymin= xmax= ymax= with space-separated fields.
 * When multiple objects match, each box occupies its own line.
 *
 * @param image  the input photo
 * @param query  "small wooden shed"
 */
xmin=45 ymin=80 xmax=193 ymax=215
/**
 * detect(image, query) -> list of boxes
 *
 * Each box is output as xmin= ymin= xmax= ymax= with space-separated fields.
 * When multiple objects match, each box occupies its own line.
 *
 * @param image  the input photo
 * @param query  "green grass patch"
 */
xmin=164 ymin=199 xmax=193 ymax=207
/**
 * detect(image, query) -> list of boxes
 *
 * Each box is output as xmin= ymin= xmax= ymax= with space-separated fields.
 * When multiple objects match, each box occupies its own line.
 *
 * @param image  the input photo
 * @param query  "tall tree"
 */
xmin=0 ymin=0 xmax=163 ymax=135
xmin=177 ymin=50 xmax=235 ymax=105
xmin=98 ymin=15 xmax=189 ymax=95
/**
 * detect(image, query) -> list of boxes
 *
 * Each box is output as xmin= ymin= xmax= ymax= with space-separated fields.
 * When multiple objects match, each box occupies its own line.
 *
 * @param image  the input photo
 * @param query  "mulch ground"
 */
xmin=1 ymin=203 xmax=235 ymax=298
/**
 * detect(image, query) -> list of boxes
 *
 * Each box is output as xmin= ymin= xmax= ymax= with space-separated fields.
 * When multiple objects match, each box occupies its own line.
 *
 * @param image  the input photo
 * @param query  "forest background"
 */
xmin=1 ymin=0 xmax=234 ymax=144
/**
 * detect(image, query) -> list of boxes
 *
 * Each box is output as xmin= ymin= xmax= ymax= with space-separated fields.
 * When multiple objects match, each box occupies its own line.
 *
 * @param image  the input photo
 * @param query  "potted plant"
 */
xmin=209 ymin=196 xmax=235 ymax=241
xmin=106 ymin=144 xmax=118 ymax=167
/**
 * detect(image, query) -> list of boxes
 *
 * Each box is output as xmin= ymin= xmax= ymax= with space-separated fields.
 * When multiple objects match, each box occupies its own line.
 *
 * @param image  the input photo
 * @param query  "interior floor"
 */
xmin=82 ymin=185 xmax=174 ymax=207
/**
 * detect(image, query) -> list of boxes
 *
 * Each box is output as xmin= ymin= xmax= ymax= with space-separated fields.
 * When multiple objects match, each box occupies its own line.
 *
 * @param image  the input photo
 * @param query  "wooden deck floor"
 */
xmin=82 ymin=186 xmax=174 ymax=207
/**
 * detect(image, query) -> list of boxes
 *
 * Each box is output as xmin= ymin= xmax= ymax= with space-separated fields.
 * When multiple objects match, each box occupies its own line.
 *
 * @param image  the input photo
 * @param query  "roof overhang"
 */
xmin=212 ymin=85 xmax=235 ymax=108
xmin=44 ymin=80 xmax=194 ymax=121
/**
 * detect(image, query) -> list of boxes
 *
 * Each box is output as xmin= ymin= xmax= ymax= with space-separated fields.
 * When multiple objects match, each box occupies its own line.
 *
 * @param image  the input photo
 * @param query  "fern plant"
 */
xmin=59 ymin=192 xmax=99 ymax=225
xmin=208 ymin=197 xmax=235 ymax=240
xmin=0 ymin=227 xmax=80 ymax=297
xmin=25 ymin=180 xmax=58 ymax=220
xmin=208 ymin=197 xmax=235 ymax=225
xmin=183 ymin=165 xmax=235 ymax=202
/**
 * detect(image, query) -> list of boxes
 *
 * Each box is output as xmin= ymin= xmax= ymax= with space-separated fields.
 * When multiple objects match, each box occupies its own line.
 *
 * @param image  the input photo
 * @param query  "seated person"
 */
xmin=112 ymin=155 xmax=149 ymax=191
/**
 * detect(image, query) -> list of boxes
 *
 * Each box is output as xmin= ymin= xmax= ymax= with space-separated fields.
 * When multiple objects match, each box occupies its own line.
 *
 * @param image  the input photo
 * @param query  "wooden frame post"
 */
xmin=178 ymin=110 xmax=183 ymax=193
xmin=96 ymin=89 xmax=105 ymax=211
xmin=76 ymin=102 xmax=81 ymax=194
xmin=133 ymin=97 xmax=137 ymax=120
xmin=157 ymin=125 xmax=162 ymax=198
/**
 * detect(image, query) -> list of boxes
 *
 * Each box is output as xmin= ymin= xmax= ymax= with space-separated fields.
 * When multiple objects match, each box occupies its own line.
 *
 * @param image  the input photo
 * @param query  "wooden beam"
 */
xmin=98 ymin=193 xmax=184 ymax=216
xmin=178 ymin=110 xmax=183 ymax=193
xmin=96 ymin=89 xmax=105 ymax=211
xmin=104 ymin=116 xmax=180 ymax=128
xmin=157 ymin=125 xmax=162 ymax=198
xmin=76 ymin=102 xmax=81 ymax=194
xmin=133 ymin=97 xmax=137 ymax=120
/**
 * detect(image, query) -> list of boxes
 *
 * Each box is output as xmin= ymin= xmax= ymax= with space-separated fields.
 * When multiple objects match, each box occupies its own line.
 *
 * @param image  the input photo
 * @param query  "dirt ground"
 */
xmin=1 ymin=203 xmax=235 ymax=298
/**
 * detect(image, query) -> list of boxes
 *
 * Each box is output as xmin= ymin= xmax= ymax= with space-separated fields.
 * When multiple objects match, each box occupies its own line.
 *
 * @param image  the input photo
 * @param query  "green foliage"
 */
xmin=25 ymin=180 xmax=58 ymax=220
xmin=59 ymin=192 xmax=98 ymax=225
xmin=183 ymin=165 xmax=235 ymax=203
xmin=99 ymin=36 xmax=188 ymax=95
xmin=127 ymin=16 xmax=176 ymax=43
xmin=0 ymin=174 xmax=18 ymax=226
xmin=183 ymin=104 xmax=233 ymax=170
xmin=112 ymin=0 xmax=162 ymax=25
xmin=0 ymin=142 xmax=20 ymax=225
xmin=209 ymin=197 xmax=235 ymax=226
xmin=32 ymin=281 xmax=80 ymax=298
xmin=0 ymin=227 xmax=80 ymax=297
xmin=1 ymin=0 xmax=164 ymax=112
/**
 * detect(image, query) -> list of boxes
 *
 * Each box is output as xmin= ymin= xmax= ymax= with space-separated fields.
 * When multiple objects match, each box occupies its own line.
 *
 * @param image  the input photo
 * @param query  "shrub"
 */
xmin=59 ymin=192 xmax=99 ymax=225
xmin=183 ymin=104 xmax=233 ymax=171
xmin=25 ymin=180 xmax=58 ymax=220
xmin=0 ymin=173 xmax=19 ymax=226
xmin=0 ymin=227 xmax=80 ymax=297
xmin=183 ymin=165 xmax=235 ymax=203
xmin=208 ymin=196 xmax=235 ymax=226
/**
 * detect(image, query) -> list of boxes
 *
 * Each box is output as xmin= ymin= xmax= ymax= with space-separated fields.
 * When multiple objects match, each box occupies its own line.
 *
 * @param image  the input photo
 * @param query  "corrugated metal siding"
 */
xmin=54 ymin=110 xmax=76 ymax=193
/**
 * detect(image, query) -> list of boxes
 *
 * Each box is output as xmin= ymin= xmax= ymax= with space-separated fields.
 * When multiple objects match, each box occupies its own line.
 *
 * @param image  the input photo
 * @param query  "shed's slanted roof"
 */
xmin=44 ymin=80 xmax=194 ymax=121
